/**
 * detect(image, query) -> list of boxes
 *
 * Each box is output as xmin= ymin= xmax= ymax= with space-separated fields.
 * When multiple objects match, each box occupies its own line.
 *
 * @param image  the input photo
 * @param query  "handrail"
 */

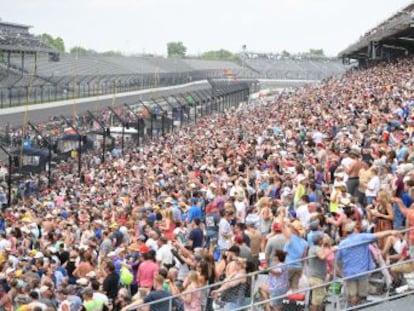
xmin=125 ymin=227 xmax=414 ymax=310
xmin=229 ymin=256 xmax=414 ymax=311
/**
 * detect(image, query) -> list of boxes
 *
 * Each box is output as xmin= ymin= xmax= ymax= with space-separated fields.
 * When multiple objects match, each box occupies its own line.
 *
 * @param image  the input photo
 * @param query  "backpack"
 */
xmin=119 ymin=267 xmax=133 ymax=286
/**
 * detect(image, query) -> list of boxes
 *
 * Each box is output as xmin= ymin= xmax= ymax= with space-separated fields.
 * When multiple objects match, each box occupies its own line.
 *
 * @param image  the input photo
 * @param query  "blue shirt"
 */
xmin=336 ymin=233 xmax=376 ymax=279
xmin=393 ymin=192 xmax=412 ymax=229
xmin=284 ymin=234 xmax=308 ymax=269
xmin=187 ymin=205 xmax=202 ymax=223
xmin=397 ymin=145 xmax=409 ymax=161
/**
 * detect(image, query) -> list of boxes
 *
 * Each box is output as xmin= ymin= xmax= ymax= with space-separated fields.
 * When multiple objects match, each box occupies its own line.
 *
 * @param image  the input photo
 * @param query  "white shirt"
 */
xmin=0 ymin=239 xmax=11 ymax=252
xmin=93 ymin=292 xmax=109 ymax=305
xmin=146 ymin=238 xmax=159 ymax=251
xmin=156 ymin=244 xmax=174 ymax=267
xmin=366 ymin=175 xmax=380 ymax=197
xmin=218 ymin=218 xmax=232 ymax=250
xmin=235 ymin=200 xmax=247 ymax=223
xmin=296 ymin=204 xmax=311 ymax=229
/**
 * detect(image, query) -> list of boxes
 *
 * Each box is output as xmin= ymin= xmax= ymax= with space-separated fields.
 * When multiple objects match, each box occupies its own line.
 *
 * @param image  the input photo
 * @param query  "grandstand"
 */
xmin=339 ymin=2 xmax=414 ymax=64
xmin=242 ymin=56 xmax=346 ymax=80
xmin=0 ymin=17 xmax=348 ymax=108
xmin=0 ymin=20 xmax=53 ymax=53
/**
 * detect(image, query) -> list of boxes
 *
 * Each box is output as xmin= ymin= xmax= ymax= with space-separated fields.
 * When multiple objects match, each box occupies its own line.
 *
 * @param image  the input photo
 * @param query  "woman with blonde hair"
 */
xmin=181 ymin=270 xmax=202 ymax=311
xmin=211 ymin=257 xmax=247 ymax=310
xmin=159 ymin=209 xmax=176 ymax=241
xmin=257 ymin=197 xmax=273 ymax=251
xmin=367 ymin=189 xmax=394 ymax=248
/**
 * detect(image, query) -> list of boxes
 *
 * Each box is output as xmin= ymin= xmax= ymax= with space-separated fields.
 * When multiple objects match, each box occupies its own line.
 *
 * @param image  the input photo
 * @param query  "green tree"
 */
xmin=54 ymin=37 xmax=65 ymax=53
xmin=308 ymin=49 xmax=325 ymax=56
xmin=39 ymin=33 xmax=65 ymax=53
xmin=167 ymin=41 xmax=187 ymax=58
xmin=281 ymin=50 xmax=290 ymax=58
xmin=70 ymin=46 xmax=88 ymax=56
xmin=100 ymin=50 xmax=124 ymax=57
xmin=200 ymin=49 xmax=237 ymax=61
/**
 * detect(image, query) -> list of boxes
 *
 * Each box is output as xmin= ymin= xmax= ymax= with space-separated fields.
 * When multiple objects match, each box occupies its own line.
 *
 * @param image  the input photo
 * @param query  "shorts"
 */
xmin=345 ymin=279 xmax=368 ymax=298
xmin=288 ymin=268 xmax=302 ymax=290
xmin=270 ymin=289 xmax=286 ymax=306
xmin=309 ymin=276 xmax=326 ymax=306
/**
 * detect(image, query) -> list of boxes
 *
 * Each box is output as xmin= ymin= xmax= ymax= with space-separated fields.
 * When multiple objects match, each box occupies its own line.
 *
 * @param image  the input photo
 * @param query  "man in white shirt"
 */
xmin=218 ymin=209 xmax=233 ymax=251
xmin=296 ymin=202 xmax=317 ymax=230
xmin=0 ymin=233 xmax=11 ymax=252
xmin=156 ymin=237 xmax=174 ymax=269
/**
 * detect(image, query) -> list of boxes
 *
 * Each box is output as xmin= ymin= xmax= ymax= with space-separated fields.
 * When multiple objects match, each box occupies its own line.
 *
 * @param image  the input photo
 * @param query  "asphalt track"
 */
xmin=0 ymin=80 xmax=210 ymax=127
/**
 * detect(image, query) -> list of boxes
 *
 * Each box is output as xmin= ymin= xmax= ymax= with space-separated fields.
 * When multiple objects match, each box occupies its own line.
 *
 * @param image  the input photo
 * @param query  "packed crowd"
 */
xmin=1 ymin=56 xmax=414 ymax=311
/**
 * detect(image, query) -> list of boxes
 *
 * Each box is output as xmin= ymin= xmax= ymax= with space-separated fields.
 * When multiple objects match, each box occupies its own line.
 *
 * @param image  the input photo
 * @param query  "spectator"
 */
xmin=306 ymin=233 xmax=331 ymax=311
xmin=266 ymin=250 xmax=289 ymax=311
xmin=336 ymin=222 xmax=397 ymax=306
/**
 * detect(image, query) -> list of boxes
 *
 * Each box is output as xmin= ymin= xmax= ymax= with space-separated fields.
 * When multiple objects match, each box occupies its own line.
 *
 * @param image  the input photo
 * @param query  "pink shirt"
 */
xmin=137 ymin=260 xmax=159 ymax=288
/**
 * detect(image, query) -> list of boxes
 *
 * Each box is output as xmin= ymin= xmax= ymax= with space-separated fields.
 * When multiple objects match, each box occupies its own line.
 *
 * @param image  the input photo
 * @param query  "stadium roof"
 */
xmin=0 ymin=20 xmax=32 ymax=30
xmin=338 ymin=2 xmax=414 ymax=59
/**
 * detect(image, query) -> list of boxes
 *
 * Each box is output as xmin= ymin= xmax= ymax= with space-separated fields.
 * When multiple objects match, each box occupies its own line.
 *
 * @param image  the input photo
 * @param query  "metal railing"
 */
xmin=127 ymin=227 xmax=414 ymax=311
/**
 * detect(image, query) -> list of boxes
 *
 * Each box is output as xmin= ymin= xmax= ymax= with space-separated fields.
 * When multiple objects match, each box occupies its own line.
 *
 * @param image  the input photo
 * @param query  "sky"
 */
xmin=1 ymin=0 xmax=413 ymax=57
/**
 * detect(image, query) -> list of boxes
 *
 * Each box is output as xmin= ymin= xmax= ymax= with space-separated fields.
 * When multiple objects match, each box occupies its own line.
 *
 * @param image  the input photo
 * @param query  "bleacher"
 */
xmin=0 ymin=17 xmax=347 ymax=107
xmin=0 ymin=21 xmax=53 ymax=53
xmin=244 ymin=57 xmax=346 ymax=80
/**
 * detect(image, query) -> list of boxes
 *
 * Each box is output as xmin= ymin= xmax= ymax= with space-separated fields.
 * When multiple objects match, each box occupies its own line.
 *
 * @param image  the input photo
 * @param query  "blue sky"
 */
xmin=1 ymin=0 xmax=413 ymax=56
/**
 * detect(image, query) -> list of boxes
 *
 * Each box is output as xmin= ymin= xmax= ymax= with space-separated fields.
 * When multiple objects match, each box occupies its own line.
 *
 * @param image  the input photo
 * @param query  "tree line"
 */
xmin=39 ymin=33 xmax=326 ymax=60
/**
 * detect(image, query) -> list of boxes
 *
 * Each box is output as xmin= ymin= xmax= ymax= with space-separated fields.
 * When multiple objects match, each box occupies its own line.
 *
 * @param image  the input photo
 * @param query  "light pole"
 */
xmin=150 ymin=98 xmax=167 ymax=136
xmin=28 ymin=122 xmax=52 ymax=188
xmin=107 ymin=107 xmax=126 ymax=154
xmin=138 ymin=100 xmax=153 ymax=140
xmin=60 ymin=116 xmax=83 ymax=181
xmin=124 ymin=103 xmax=142 ymax=147
xmin=171 ymin=95 xmax=186 ymax=127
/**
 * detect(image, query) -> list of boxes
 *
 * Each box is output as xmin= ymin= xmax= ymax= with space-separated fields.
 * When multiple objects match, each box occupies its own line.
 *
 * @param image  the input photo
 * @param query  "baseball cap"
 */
xmin=273 ymin=222 xmax=282 ymax=233
xmin=139 ymin=244 xmax=150 ymax=254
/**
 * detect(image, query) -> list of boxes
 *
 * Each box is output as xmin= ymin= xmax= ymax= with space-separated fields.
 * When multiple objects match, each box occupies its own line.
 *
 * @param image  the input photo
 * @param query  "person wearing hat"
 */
xmin=264 ymin=222 xmax=286 ymax=267
xmin=336 ymin=222 xmax=397 ymax=307
xmin=306 ymin=232 xmax=332 ymax=311
xmin=280 ymin=214 xmax=308 ymax=291
xmin=136 ymin=249 xmax=158 ymax=296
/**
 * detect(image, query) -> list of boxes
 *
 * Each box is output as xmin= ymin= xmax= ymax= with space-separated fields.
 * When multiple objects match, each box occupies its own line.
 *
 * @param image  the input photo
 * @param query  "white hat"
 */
xmin=107 ymin=251 xmax=117 ymax=257
xmin=34 ymin=252 xmax=44 ymax=259
xmin=281 ymin=187 xmax=293 ymax=197
xmin=86 ymin=271 xmax=97 ymax=278
xmin=76 ymin=278 xmax=89 ymax=286
xmin=48 ymin=246 xmax=58 ymax=254
xmin=297 ymin=174 xmax=306 ymax=183
xmin=39 ymin=285 xmax=50 ymax=294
